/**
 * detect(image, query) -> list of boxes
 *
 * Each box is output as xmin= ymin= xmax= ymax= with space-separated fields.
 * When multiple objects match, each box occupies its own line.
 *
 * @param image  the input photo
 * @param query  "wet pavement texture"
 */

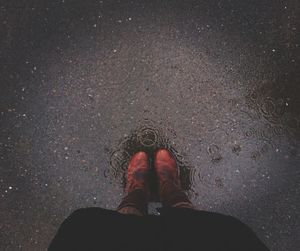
xmin=0 ymin=0 xmax=299 ymax=250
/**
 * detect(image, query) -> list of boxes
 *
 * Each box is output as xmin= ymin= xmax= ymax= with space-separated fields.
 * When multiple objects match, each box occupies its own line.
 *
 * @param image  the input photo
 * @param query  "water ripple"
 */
xmin=107 ymin=119 xmax=196 ymax=201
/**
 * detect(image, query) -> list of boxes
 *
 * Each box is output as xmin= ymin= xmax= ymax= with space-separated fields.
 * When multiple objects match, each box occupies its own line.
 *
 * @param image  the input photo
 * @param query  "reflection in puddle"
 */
xmin=244 ymin=80 xmax=300 ymax=141
xmin=107 ymin=119 xmax=196 ymax=201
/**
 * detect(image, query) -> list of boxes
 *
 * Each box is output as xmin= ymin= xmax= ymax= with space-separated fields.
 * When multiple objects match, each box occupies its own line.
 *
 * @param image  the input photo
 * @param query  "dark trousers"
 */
xmin=49 ymin=185 xmax=269 ymax=250
xmin=48 ymin=206 xmax=269 ymax=251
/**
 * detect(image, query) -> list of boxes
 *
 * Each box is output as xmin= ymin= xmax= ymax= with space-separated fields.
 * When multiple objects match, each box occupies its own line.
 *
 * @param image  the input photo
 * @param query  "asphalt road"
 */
xmin=0 ymin=0 xmax=299 ymax=250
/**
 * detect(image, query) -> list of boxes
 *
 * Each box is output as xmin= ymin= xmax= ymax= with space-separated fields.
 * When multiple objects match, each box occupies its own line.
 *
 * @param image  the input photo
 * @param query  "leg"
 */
xmin=117 ymin=189 xmax=148 ymax=216
xmin=160 ymin=182 xmax=194 ymax=209
xmin=116 ymin=152 xmax=150 ymax=216
xmin=155 ymin=149 xmax=194 ymax=209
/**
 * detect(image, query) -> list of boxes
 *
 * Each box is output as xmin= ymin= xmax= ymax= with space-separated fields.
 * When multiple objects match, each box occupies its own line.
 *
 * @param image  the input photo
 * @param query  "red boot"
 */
xmin=154 ymin=149 xmax=181 ymax=191
xmin=125 ymin=151 xmax=150 ymax=196
xmin=154 ymin=149 xmax=193 ymax=208
xmin=117 ymin=152 xmax=150 ymax=215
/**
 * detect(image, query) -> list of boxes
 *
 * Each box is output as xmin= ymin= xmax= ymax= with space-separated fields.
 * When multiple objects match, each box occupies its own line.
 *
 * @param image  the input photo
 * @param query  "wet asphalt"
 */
xmin=0 ymin=0 xmax=299 ymax=250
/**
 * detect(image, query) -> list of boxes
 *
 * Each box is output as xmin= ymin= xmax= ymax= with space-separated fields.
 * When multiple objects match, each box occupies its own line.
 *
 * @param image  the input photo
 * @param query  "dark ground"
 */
xmin=0 ymin=0 xmax=299 ymax=250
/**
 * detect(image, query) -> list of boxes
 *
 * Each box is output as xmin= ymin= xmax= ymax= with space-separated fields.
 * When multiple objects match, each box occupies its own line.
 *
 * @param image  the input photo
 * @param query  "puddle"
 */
xmin=105 ymin=119 xmax=196 ymax=201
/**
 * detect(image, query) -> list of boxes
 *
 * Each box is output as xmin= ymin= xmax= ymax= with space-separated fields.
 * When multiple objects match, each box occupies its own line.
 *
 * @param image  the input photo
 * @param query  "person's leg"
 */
xmin=155 ymin=149 xmax=194 ymax=209
xmin=160 ymin=182 xmax=194 ymax=209
xmin=117 ymin=152 xmax=150 ymax=216
xmin=117 ymin=189 xmax=148 ymax=216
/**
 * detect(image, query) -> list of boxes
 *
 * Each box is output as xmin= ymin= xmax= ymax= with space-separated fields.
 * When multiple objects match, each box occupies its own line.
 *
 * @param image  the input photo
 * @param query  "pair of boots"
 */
xmin=117 ymin=149 xmax=193 ymax=215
